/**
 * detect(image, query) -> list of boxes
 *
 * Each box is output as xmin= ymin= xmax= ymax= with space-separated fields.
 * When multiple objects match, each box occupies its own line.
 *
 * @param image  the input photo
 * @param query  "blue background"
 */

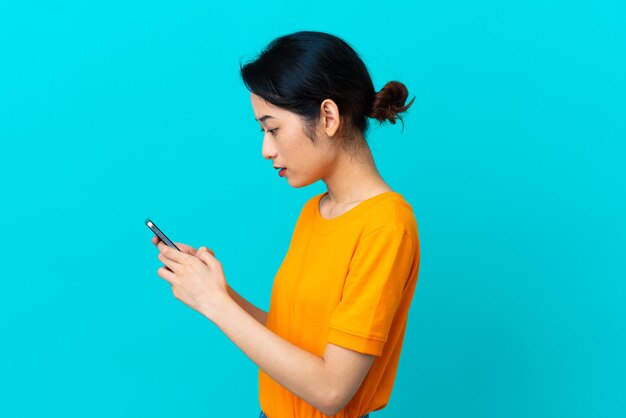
xmin=1 ymin=1 xmax=624 ymax=417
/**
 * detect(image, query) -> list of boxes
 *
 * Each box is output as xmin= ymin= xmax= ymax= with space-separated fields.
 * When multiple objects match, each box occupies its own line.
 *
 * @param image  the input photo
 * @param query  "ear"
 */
xmin=319 ymin=99 xmax=341 ymax=137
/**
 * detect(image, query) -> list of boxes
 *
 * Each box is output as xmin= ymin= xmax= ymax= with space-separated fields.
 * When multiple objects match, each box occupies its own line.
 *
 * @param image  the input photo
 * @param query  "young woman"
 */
xmin=151 ymin=31 xmax=420 ymax=418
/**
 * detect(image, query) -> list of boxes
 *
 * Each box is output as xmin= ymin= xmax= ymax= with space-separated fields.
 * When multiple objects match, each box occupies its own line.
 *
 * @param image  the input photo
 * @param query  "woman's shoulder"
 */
xmin=300 ymin=191 xmax=326 ymax=214
xmin=300 ymin=190 xmax=418 ymax=235
xmin=364 ymin=191 xmax=417 ymax=233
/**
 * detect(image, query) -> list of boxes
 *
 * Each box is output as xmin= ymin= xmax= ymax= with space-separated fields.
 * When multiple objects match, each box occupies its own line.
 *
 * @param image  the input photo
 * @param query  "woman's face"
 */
xmin=250 ymin=93 xmax=337 ymax=188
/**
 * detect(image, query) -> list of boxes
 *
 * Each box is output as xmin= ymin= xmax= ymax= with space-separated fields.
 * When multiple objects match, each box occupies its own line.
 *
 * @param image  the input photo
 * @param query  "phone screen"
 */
xmin=145 ymin=218 xmax=181 ymax=251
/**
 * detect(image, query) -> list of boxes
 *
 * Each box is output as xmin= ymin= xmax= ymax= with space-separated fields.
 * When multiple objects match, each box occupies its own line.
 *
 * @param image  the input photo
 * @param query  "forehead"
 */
xmin=250 ymin=93 xmax=274 ymax=111
xmin=250 ymin=93 xmax=286 ymax=121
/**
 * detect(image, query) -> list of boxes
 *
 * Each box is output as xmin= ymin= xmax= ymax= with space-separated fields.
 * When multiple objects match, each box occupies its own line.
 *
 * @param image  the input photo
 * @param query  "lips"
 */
xmin=273 ymin=165 xmax=287 ymax=177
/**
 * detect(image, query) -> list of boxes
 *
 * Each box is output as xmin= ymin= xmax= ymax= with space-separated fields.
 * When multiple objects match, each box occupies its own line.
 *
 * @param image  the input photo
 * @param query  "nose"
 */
xmin=261 ymin=134 xmax=278 ymax=160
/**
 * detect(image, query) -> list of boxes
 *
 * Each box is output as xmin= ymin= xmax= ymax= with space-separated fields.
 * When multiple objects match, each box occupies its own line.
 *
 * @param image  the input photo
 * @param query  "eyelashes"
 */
xmin=259 ymin=128 xmax=278 ymax=136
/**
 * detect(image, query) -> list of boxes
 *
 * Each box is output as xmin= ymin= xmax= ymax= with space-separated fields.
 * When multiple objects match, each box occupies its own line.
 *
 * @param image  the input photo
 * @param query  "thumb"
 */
xmin=197 ymin=246 xmax=216 ymax=265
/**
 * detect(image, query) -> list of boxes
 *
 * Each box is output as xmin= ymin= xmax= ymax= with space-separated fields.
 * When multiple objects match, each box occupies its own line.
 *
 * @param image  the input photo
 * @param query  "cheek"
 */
xmin=291 ymin=136 xmax=318 ymax=158
xmin=280 ymin=130 xmax=325 ymax=174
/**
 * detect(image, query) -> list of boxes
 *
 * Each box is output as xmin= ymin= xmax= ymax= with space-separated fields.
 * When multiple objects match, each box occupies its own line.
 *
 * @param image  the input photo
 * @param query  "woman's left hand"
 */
xmin=156 ymin=241 xmax=228 ymax=320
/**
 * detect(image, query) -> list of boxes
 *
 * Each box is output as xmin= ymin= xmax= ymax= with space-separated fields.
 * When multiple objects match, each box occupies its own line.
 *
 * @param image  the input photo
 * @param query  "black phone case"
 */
xmin=145 ymin=218 xmax=181 ymax=251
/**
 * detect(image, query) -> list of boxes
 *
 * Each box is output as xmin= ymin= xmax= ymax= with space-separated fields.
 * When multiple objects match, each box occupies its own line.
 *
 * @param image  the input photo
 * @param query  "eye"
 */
xmin=259 ymin=128 xmax=278 ymax=136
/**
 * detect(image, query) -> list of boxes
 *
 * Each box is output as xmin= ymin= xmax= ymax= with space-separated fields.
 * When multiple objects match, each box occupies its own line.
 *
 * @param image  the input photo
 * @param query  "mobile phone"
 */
xmin=145 ymin=218 xmax=181 ymax=251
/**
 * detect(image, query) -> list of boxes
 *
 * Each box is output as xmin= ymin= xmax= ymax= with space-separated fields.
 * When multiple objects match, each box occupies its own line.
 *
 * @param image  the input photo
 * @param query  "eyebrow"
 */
xmin=254 ymin=115 xmax=276 ymax=123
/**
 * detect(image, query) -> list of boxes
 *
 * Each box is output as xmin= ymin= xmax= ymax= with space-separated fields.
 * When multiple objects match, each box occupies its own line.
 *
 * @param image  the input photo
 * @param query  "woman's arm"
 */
xmin=227 ymin=285 xmax=268 ymax=326
xmin=202 ymin=296 xmax=375 ymax=416
xmin=154 ymin=242 xmax=374 ymax=415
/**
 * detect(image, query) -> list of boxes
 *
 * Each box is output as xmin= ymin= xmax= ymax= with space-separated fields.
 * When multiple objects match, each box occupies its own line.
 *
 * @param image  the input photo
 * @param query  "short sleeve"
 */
xmin=327 ymin=225 xmax=416 ymax=356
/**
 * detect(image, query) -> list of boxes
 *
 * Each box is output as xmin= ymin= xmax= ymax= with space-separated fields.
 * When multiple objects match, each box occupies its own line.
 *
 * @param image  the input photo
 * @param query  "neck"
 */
xmin=321 ymin=141 xmax=392 ymax=204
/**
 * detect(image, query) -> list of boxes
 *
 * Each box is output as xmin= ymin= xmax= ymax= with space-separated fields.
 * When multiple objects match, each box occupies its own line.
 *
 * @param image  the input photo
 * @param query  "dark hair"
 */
xmin=239 ymin=31 xmax=415 ymax=150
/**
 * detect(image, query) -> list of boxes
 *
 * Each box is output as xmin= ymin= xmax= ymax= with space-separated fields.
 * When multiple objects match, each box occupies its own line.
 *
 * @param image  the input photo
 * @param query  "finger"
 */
xmin=195 ymin=246 xmax=215 ymax=256
xmin=158 ymin=250 xmax=183 ymax=273
xmin=152 ymin=236 xmax=161 ymax=246
xmin=157 ymin=265 xmax=177 ymax=283
xmin=174 ymin=242 xmax=197 ymax=255
xmin=197 ymin=246 xmax=220 ymax=269
xmin=157 ymin=241 xmax=188 ymax=262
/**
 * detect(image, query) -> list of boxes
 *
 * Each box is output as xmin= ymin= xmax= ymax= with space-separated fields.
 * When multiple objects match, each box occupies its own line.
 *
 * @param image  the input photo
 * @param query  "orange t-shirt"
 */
xmin=259 ymin=191 xmax=420 ymax=418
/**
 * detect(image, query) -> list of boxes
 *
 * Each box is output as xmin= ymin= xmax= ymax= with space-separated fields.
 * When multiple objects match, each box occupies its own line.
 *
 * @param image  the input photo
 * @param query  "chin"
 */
xmin=286 ymin=173 xmax=318 ymax=188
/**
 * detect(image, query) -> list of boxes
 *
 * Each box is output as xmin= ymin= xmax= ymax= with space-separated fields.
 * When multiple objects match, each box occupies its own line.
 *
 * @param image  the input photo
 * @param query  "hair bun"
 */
xmin=368 ymin=81 xmax=415 ymax=128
